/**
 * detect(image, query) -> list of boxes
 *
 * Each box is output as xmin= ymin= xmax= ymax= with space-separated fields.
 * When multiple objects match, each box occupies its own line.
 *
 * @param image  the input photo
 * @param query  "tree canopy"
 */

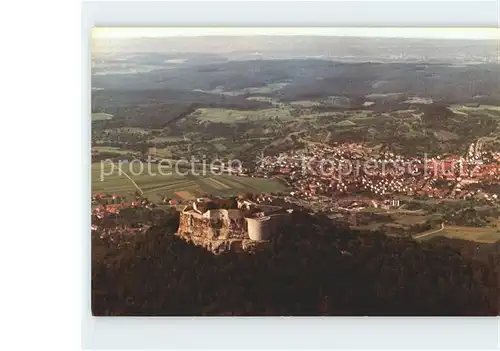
xmin=92 ymin=210 xmax=499 ymax=316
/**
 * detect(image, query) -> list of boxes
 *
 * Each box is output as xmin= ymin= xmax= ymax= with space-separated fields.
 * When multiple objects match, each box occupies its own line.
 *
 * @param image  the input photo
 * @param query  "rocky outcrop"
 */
xmin=175 ymin=199 xmax=290 ymax=254
xmin=176 ymin=209 xmax=269 ymax=254
xmin=176 ymin=230 xmax=261 ymax=254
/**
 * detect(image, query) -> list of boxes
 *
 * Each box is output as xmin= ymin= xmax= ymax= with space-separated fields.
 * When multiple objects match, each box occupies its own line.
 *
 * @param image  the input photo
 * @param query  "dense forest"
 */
xmin=92 ymin=59 xmax=500 ymax=104
xmin=92 ymin=210 xmax=499 ymax=316
xmin=91 ymin=89 xmax=272 ymax=129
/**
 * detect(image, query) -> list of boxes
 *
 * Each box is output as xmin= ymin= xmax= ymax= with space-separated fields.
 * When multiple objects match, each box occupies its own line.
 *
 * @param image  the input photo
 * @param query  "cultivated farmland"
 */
xmin=91 ymin=162 xmax=288 ymax=203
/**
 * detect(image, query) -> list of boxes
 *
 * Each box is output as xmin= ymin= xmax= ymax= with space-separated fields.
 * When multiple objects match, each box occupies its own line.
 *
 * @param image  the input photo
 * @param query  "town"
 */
xmin=254 ymin=141 xmax=500 ymax=205
xmin=91 ymin=139 xmax=500 ymax=245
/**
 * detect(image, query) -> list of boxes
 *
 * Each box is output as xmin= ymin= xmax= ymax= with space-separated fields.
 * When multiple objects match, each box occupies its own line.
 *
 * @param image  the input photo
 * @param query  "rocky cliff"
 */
xmin=176 ymin=210 xmax=267 ymax=254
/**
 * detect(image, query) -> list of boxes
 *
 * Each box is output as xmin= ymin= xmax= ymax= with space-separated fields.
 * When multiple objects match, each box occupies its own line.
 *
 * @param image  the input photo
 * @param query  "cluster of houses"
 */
xmin=255 ymin=143 xmax=500 ymax=202
xmin=90 ymin=140 xmax=499 ymax=237
xmin=91 ymin=193 xmax=159 ymax=242
xmin=92 ymin=193 xmax=156 ymax=217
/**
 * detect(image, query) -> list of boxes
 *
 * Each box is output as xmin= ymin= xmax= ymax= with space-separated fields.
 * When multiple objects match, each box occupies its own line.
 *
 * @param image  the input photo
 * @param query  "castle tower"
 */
xmin=245 ymin=216 xmax=274 ymax=241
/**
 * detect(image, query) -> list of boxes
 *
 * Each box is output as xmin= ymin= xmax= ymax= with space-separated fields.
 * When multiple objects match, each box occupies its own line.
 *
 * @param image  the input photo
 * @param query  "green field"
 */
xmin=433 ymin=130 xmax=459 ymax=141
xmin=150 ymin=136 xmax=184 ymax=143
xmin=92 ymin=162 xmax=288 ymax=203
xmin=154 ymin=147 xmax=173 ymax=157
xmin=450 ymin=104 xmax=500 ymax=112
xmin=450 ymin=105 xmax=500 ymax=119
xmin=289 ymin=100 xmax=322 ymax=107
xmin=121 ymin=127 xmax=150 ymax=134
xmin=92 ymin=113 xmax=114 ymax=121
xmin=392 ymin=214 xmax=428 ymax=226
xmin=439 ymin=225 xmax=500 ymax=244
xmin=416 ymin=223 xmax=500 ymax=244
xmin=91 ymin=146 xmax=139 ymax=155
xmin=192 ymin=107 xmax=293 ymax=123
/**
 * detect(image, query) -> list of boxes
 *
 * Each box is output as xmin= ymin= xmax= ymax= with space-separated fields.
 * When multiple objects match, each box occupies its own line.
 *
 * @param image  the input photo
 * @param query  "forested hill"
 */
xmin=92 ymin=59 xmax=500 ymax=104
xmin=92 ymin=210 xmax=499 ymax=316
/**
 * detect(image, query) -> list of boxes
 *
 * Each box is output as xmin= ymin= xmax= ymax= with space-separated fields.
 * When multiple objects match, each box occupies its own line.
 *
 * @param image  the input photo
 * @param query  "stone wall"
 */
xmin=177 ymin=206 xmax=289 ymax=254
xmin=177 ymin=211 xmax=262 ymax=254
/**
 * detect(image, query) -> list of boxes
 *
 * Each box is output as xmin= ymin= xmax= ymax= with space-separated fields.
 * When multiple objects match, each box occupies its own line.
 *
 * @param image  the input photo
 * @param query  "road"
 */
xmin=298 ymin=137 xmax=329 ymax=147
xmin=475 ymin=136 xmax=498 ymax=155
xmin=414 ymin=222 xmax=445 ymax=240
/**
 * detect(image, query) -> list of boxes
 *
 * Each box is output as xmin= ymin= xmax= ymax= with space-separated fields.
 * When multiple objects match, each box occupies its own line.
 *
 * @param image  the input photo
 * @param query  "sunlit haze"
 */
xmin=92 ymin=27 xmax=500 ymax=40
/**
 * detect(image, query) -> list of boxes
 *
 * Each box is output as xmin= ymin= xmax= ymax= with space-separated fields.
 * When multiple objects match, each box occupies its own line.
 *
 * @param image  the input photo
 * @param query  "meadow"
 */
xmin=439 ymin=225 xmax=500 ymax=244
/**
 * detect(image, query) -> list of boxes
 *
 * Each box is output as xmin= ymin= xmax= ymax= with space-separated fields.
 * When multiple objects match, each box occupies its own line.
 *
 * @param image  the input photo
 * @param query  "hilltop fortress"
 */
xmin=177 ymin=197 xmax=291 ymax=254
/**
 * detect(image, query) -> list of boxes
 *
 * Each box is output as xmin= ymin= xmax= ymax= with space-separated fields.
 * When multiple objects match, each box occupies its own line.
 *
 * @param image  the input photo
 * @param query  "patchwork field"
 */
xmin=91 ymin=162 xmax=288 ymax=203
xmin=198 ymin=177 xmax=231 ymax=190
xmin=193 ymin=107 xmax=336 ymax=125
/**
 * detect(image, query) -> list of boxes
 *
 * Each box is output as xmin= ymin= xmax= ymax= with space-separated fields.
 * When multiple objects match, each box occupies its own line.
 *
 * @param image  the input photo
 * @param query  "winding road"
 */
xmin=414 ymin=222 xmax=445 ymax=240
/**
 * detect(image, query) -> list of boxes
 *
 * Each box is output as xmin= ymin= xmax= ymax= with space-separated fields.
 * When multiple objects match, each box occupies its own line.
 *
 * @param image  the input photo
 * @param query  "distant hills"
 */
xmin=92 ymin=59 xmax=500 ymax=105
xmin=92 ymin=36 xmax=499 ymax=64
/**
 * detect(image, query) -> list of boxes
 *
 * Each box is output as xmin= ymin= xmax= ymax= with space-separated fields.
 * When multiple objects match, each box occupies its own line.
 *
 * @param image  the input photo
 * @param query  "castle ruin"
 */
xmin=176 ymin=197 xmax=291 ymax=254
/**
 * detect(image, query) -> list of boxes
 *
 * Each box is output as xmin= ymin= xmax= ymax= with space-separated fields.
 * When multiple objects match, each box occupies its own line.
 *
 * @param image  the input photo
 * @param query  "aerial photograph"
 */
xmin=91 ymin=28 xmax=499 ymax=316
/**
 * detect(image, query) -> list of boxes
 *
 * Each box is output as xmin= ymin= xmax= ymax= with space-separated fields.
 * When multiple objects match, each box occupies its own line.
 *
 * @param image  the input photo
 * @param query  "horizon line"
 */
xmin=92 ymin=27 xmax=500 ymax=40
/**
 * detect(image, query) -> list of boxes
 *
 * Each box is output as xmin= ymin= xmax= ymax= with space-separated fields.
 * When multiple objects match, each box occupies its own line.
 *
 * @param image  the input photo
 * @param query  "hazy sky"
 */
xmin=93 ymin=27 xmax=500 ymax=40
